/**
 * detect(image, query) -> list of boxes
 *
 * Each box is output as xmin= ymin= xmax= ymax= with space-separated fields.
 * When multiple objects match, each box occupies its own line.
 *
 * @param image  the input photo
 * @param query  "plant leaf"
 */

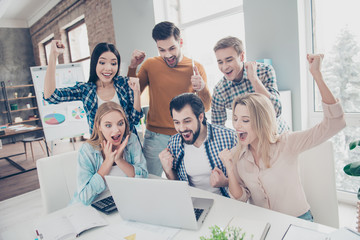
xmin=349 ymin=140 xmax=360 ymax=150
xmin=344 ymin=162 xmax=360 ymax=176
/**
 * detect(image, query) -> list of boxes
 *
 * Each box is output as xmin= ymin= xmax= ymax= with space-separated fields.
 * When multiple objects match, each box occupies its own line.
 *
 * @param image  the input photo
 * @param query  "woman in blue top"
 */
xmin=43 ymin=40 xmax=143 ymax=134
xmin=73 ymin=101 xmax=148 ymax=205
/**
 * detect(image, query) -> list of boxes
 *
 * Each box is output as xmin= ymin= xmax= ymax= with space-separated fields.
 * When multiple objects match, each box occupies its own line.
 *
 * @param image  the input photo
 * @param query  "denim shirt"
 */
xmin=72 ymin=133 xmax=148 ymax=205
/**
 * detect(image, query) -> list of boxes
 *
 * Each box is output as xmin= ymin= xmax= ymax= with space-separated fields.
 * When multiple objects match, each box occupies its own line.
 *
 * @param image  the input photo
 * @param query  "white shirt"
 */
xmin=94 ymin=164 xmax=126 ymax=202
xmin=183 ymin=143 xmax=221 ymax=195
xmin=97 ymin=92 xmax=121 ymax=107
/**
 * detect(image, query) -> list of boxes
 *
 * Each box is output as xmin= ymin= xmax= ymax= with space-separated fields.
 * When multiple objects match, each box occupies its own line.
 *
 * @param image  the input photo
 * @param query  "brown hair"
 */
xmin=213 ymin=36 xmax=244 ymax=55
xmin=87 ymin=101 xmax=130 ymax=149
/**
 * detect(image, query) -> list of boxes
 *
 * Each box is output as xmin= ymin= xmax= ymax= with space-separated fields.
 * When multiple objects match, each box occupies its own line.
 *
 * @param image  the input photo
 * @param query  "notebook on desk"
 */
xmin=105 ymin=176 xmax=214 ymax=230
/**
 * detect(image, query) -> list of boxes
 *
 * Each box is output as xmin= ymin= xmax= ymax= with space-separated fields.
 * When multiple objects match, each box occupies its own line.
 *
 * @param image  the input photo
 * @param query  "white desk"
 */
xmin=0 ymin=186 xmax=334 ymax=240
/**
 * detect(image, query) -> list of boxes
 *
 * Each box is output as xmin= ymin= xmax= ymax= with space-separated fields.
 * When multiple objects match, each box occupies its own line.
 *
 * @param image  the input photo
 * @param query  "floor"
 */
xmin=0 ymin=137 xmax=357 ymax=232
xmin=0 ymin=137 xmax=83 ymax=201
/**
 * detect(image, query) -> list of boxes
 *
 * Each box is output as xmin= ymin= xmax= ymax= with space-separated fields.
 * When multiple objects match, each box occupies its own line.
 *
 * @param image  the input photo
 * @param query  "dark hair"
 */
xmin=152 ymin=21 xmax=180 ymax=42
xmin=213 ymin=36 xmax=244 ymax=55
xmin=169 ymin=93 xmax=206 ymax=125
xmin=88 ymin=43 xmax=121 ymax=83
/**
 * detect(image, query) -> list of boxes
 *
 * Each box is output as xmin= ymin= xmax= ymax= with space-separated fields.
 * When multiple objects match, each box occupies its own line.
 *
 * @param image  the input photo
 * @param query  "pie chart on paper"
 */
xmin=44 ymin=113 xmax=65 ymax=125
xmin=71 ymin=107 xmax=86 ymax=120
xmin=124 ymin=233 xmax=136 ymax=240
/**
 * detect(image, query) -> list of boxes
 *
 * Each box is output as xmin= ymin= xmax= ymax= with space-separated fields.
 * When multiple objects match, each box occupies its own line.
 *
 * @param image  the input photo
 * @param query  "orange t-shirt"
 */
xmin=128 ymin=56 xmax=211 ymax=135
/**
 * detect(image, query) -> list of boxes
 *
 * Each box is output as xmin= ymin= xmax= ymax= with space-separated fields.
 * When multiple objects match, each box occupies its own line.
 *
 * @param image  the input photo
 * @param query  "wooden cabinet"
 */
xmin=1 ymin=81 xmax=41 ymax=125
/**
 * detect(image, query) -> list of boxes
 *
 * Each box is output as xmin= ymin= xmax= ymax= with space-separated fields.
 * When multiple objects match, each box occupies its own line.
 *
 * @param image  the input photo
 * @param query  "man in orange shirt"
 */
xmin=128 ymin=21 xmax=211 ymax=176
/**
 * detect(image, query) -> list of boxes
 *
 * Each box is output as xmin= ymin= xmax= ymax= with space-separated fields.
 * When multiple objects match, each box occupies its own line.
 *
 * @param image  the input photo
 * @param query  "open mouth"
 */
xmin=237 ymin=131 xmax=248 ymax=141
xmin=111 ymin=134 xmax=122 ymax=142
xmin=166 ymin=56 xmax=176 ymax=65
xmin=225 ymin=70 xmax=233 ymax=75
xmin=102 ymin=73 xmax=112 ymax=78
xmin=181 ymin=131 xmax=192 ymax=140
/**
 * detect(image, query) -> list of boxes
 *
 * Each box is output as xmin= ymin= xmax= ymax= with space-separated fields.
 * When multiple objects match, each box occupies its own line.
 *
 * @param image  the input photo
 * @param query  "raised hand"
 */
xmin=219 ymin=149 xmax=233 ymax=169
xmin=159 ymin=148 xmax=175 ymax=173
xmin=210 ymin=167 xmax=228 ymax=188
xmin=244 ymin=61 xmax=258 ymax=82
xmin=128 ymin=77 xmax=140 ymax=92
xmin=130 ymin=49 xmax=146 ymax=68
xmin=307 ymin=54 xmax=324 ymax=78
xmin=101 ymin=140 xmax=117 ymax=164
xmin=191 ymin=65 xmax=205 ymax=91
xmin=114 ymin=135 xmax=130 ymax=162
xmin=50 ymin=40 xmax=65 ymax=57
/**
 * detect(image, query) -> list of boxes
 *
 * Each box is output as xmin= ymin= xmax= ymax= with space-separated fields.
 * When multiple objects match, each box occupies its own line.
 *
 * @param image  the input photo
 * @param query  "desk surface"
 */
xmin=0 ymin=124 xmax=42 ymax=139
xmin=0 ymin=186 xmax=334 ymax=240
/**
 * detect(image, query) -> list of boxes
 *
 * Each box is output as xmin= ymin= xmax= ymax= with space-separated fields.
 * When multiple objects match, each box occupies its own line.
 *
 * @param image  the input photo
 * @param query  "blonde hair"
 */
xmin=232 ymin=93 xmax=279 ymax=168
xmin=87 ymin=102 xmax=130 ymax=149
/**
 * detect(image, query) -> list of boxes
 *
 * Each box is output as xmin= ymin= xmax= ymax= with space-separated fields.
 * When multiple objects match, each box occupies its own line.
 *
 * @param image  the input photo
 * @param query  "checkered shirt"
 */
xmin=211 ymin=62 xmax=289 ymax=134
xmin=44 ymin=76 xmax=143 ymax=134
xmin=167 ymin=122 xmax=237 ymax=197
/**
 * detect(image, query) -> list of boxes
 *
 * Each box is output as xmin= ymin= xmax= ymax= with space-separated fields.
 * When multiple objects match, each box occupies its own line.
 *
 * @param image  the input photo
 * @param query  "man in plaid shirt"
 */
xmin=159 ymin=93 xmax=237 ymax=197
xmin=212 ymin=36 xmax=289 ymax=133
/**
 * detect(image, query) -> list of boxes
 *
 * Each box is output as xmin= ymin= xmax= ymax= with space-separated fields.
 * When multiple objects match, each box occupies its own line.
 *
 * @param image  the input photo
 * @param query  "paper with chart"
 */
xmin=34 ymin=203 xmax=108 ymax=240
xmin=30 ymin=63 xmax=89 ymax=141
xmin=282 ymin=224 xmax=328 ymax=240
xmin=94 ymin=221 xmax=180 ymax=240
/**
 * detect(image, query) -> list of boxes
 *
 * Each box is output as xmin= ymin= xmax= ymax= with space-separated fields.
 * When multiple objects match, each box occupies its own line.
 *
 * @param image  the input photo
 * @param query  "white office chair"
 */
xmin=299 ymin=141 xmax=339 ymax=228
xmin=36 ymin=151 xmax=78 ymax=214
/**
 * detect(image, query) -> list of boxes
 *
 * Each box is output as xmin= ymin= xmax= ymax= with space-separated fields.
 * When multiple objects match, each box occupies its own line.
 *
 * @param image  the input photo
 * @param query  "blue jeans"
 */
xmin=142 ymin=129 xmax=171 ymax=176
xmin=297 ymin=210 xmax=314 ymax=222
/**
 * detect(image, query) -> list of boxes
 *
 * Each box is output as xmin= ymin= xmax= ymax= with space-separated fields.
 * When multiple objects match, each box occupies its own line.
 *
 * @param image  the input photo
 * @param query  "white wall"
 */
xmin=111 ymin=0 xmax=307 ymax=130
xmin=243 ymin=0 xmax=307 ymax=130
xmin=111 ymin=0 xmax=158 ymax=75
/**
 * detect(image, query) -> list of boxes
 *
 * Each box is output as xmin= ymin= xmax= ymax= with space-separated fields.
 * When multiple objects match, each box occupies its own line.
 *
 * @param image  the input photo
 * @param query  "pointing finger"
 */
xmin=193 ymin=65 xmax=200 ymax=76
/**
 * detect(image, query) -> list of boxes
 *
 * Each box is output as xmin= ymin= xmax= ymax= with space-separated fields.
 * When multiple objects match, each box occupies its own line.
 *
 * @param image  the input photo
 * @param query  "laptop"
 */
xmin=105 ymin=176 xmax=214 ymax=230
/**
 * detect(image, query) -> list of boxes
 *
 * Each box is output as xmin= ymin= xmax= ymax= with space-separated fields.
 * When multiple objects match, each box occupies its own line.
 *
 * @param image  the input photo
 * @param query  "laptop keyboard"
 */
xmin=91 ymin=196 xmax=117 ymax=214
xmin=194 ymin=208 xmax=204 ymax=221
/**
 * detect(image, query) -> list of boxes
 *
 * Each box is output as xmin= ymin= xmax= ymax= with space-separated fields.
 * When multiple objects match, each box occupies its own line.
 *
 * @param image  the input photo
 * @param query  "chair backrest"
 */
xmin=36 ymin=151 xmax=78 ymax=214
xmin=298 ymin=141 xmax=339 ymax=228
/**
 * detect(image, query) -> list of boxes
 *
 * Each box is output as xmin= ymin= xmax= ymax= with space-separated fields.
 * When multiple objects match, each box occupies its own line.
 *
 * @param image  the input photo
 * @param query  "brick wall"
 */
xmin=30 ymin=0 xmax=116 ymax=66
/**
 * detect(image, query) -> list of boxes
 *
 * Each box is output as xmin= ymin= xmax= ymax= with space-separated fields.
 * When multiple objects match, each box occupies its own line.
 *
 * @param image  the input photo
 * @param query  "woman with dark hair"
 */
xmin=73 ymin=101 xmax=148 ymax=205
xmin=43 ymin=40 xmax=142 ymax=134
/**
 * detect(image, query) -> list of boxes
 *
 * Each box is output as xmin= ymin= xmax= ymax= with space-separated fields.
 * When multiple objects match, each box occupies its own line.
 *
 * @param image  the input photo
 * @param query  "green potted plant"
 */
xmin=200 ymin=225 xmax=250 ymax=240
xmin=343 ymin=140 xmax=360 ymax=199
xmin=343 ymin=140 xmax=360 ymax=233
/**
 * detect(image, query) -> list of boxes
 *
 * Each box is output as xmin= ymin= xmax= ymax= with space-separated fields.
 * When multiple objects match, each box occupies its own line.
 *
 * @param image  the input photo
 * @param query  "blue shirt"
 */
xmin=44 ymin=76 xmax=143 ymax=134
xmin=167 ymin=122 xmax=237 ymax=197
xmin=211 ymin=62 xmax=289 ymax=134
xmin=73 ymin=133 xmax=148 ymax=205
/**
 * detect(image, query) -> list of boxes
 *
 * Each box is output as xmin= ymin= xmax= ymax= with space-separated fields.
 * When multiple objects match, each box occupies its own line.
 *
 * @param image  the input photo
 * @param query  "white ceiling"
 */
xmin=0 ymin=0 xmax=61 ymax=28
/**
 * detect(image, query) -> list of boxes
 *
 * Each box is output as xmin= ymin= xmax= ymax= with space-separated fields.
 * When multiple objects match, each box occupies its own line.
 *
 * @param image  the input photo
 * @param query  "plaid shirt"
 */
xmin=211 ymin=62 xmax=289 ymax=134
xmin=167 ymin=122 xmax=237 ymax=197
xmin=44 ymin=76 xmax=143 ymax=134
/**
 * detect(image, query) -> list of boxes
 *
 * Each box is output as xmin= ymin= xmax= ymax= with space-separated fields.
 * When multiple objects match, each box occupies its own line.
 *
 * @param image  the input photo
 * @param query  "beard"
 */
xmin=180 ymin=119 xmax=201 ymax=145
xmin=163 ymin=52 xmax=181 ymax=68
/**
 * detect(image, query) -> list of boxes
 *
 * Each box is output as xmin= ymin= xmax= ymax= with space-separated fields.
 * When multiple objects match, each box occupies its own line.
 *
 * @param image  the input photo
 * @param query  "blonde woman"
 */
xmin=219 ymin=54 xmax=346 ymax=221
xmin=73 ymin=102 xmax=148 ymax=205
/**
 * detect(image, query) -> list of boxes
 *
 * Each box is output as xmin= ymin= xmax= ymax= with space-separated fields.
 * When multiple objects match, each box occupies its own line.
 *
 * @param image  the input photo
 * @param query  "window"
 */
xmin=44 ymin=38 xmax=53 ymax=65
xmin=310 ymin=0 xmax=360 ymax=194
xmin=66 ymin=19 xmax=90 ymax=81
xmin=153 ymin=0 xmax=245 ymax=93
